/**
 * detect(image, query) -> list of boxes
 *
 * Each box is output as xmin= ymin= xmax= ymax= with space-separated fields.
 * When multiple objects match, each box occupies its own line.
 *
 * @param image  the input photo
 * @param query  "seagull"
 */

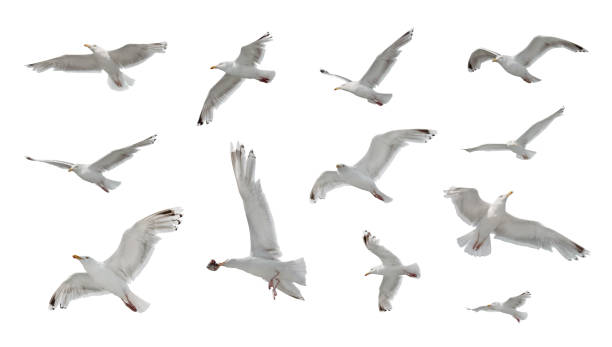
xmin=320 ymin=29 xmax=413 ymax=105
xmin=468 ymin=291 xmax=531 ymax=323
xmin=49 ymin=207 xmax=183 ymax=312
xmin=27 ymin=42 xmax=167 ymax=89
xmin=198 ymin=33 xmax=275 ymax=125
xmin=206 ymin=144 xmax=306 ymax=300
xmin=363 ymin=231 xmax=420 ymax=312
xmin=464 ymin=107 xmax=565 ymax=160
xmin=310 ymin=129 xmax=436 ymax=203
xmin=444 ymin=187 xmax=588 ymax=260
xmin=468 ymin=36 xmax=587 ymax=83
xmin=26 ymin=135 xmax=156 ymax=192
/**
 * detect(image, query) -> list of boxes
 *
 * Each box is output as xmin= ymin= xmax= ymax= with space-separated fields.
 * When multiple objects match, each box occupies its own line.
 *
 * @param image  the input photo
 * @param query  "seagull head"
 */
xmin=83 ymin=44 xmax=103 ymax=53
xmin=365 ymin=266 xmax=382 ymax=276
xmin=206 ymin=259 xmax=225 ymax=271
xmin=334 ymin=84 xmax=348 ymax=92
xmin=491 ymin=56 xmax=505 ymax=64
xmin=72 ymin=254 xmax=92 ymax=263
xmin=335 ymin=163 xmax=347 ymax=170
xmin=68 ymin=164 xmax=80 ymax=173
xmin=210 ymin=62 xmax=230 ymax=71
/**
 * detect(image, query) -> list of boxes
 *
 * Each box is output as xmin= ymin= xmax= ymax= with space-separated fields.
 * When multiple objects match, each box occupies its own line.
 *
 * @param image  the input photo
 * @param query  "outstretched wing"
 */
xmin=27 ymin=54 xmax=101 ymax=72
xmin=378 ymin=275 xmax=402 ymax=311
xmin=494 ymin=214 xmax=588 ymax=260
xmin=444 ymin=187 xmax=490 ymax=226
xmin=464 ymin=144 xmax=509 ymax=152
xmin=236 ymin=32 xmax=272 ymax=65
xmin=26 ymin=156 xmax=74 ymax=170
xmin=109 ymin=42 xmax=167 ymax=68
xmin=49 ymin=273 xmax=106 ymax=310
xmin=89 ymin=135 xmax=157 ymax=172
xmin=360 ymin=29 xmax=413 ymax=88
xmin=354 ymin=129 xmax=436 ymax=180
xmin=363 ymin=231 xmax=401 ymax=266
xmin=514 ymin=36 xmax=587 ymax=67
xmin=516 ymin=107 xmax=565 ymax=146
xmin=309 ymin=171 xmax=346 ymax=202
xmin=198 ymin=74 xmax=243 ymax=125
xmin=467 ymin=49 xmax=499 ymax=72
xmin=503 ymin=291 xmax=531 ymax=309
xmin=104 ymin=207 xmax=183 ymax=282
xmin=320 ymin=69 xmax=352 ymax=83
xmin=231 ymin=143 xmax=282 ymax=260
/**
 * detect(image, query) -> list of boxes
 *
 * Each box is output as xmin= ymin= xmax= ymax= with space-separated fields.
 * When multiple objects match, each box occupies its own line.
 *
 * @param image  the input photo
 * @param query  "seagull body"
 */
xmin=49 ymin=208 xmax=183 ymax=312
xmin=26 ymin=135 xmax=156 ymax=192
xmin=321 ymin=29 xmax=413 ymax=105
xmin=464 ymin=107 xmax=565 ymax=160
xmin=363 ymin=231 xmax=420 ymax=311
xmin=444 ymin=187 xmax=588 ymax=260
xmin=310 ymin=129 xmax=436 ymax=203
xmin=198 ymin=33 xmax=275 ymax=125
xmin=27 ymin=42 xmax=167 ymax=89
xmin=207 ymin=144 xmax=306 ymax=300
xmin=468 ymin=291 xmax=531 ymax=323
xmin=468 ymin=36 xmax=587 ymax=83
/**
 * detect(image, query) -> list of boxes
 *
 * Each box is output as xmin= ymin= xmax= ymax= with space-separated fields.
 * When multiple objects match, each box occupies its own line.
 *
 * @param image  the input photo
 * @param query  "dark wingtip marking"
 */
xmin=25 ymin=156 xmax=34 ymax=161
xmin=378 ymin=304 xmax=389 ymax=312
xmin=320 ymin=69 xmax=327 ymax=74
xmin=309 ymin=191 xmax=315 ymax=200
xmin=49 ymin=295 xmax=56 ymax=307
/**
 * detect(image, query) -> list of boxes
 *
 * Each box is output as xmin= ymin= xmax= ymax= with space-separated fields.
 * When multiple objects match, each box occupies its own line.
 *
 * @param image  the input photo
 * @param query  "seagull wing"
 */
xmin=25 ymin=156 xmax=74 ymax=170
xmin=494 ymin=214 xmax=588 ymax=260
xmin=378 ymin=275 xmax=402 ymax=311
xmin=309 ymin=171 xmax=346 ymax=202
xmin=27 ymin=54 xmax=101 ymax=72
xmin=467 ymin=49 xmax=499 ymax=72
xmin=516 ymin=107 xmax=565 ymax=146
xmin=89 ymin=135 xmax=157 ymax=173
xmin=503 ymin=291 xmax=531 ymax=309
xmin=236 ymin=32 xmax=272 ymax=65
xmin=444 ymin=187 xmax=490 ymax=226
xmin=198 ymin=74 xmax=243 ymax=125
xmin=231 ymin=144 xmax=282 ymax=260
xmin=104 ymin=207 xmax=183 ymax=282
xmin=360 ymin=29 xmax=413 ymax=88
xmin=319 ymin=69 xmax=352 ymax=83
xmin=354 ymin=129 xmax=436 ymax=180
xmin=109 ymin=42 xmax=167 ymax=68
xmin=464 ymin=144 xmax=509 ymax=152
xmin=514 ymin=36 xmax=587 ymax=67
xmin=49 ymin=273 xmax=106 ymax=310
xmin=467 ymin=305 xmax=489 ymax=312
xmin=363 ymin=231 xmax=401 ymax=266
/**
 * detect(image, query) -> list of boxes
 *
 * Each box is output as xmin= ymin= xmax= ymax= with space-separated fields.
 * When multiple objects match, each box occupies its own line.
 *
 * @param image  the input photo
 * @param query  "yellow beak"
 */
xmin=506 ymin=191 xmax=513 ymax=198
xmin=72 ymin=255 xmax=82 ymax=260
xmin=68 ymin=168 xmax=73 ymax=172
xmin=492 ymin=57 xmax=498 ymax=62
xmin=210 ymin=66 xmax=217 ymax=69
xmin=334 ymin=87 xmax=340 ymax=91
xmin=84 ymin=44 xmax=91 ymax=48
xmin=364 ymin=272 xmax=371 ymax=276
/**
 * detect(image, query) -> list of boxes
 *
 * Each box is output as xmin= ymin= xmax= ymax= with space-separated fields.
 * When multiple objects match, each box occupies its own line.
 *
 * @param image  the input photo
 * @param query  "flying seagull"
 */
xmin=310 ymin=129 xmax=436 ymax=203
xmin=26 ymin=135 xmax=156 ymax=192
xmin=464 ymin=107 xmax=565 ymax=160
xmin=320 ymin=29 xmax=413 ymax=105
xmin=198 ymin=33 xmax=275 ymax=125
xmin=27 ymin=42 xmax=167 ymax=89
xmin=49 ymin=207 xmax=183 ymax=312
xmin=206 ymin=144 xmax=306 ymax=300
xmin=468 ymin=291 xmax=531 ymax=323
xmin=444 ymin=187 xmax=588 ymax=260
xmin=468 ymin=35 xmax=587 ymax=83
xmin=363 ymin=231 xmax=420 ymax=312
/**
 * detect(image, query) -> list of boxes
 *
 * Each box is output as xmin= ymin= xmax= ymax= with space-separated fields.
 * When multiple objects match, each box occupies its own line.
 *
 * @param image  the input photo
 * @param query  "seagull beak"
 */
xmin=84 ymin=44 xmax=91 ymax=48
xmin=364 ymin=272 xmax=371 ymax=276
xmin=210 ymin=66 xmax=217 ymax=69
xmin=506 ymin=191 xmax=513 ymax=198
xmin=334 ymin=87 xmax=340 ymax=91
xmin=492 ymin=57 xmax=498 ymax=62
xmin=68 ymin=167 xmax=73 ymax=172
xmin=72 ymin=255 xmax=82 ymax=260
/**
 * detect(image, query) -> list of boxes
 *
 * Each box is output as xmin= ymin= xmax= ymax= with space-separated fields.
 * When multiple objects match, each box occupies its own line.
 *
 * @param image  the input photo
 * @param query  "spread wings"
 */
xmin=49 ymin=273 xmax=106 ymax=310
xmin=467 ymin=49 xmax=499 ymax=72
xmin=89 ymin=135 xmax=157 ymax=172
xmin=514 ymin=36 xmax=587 ymax=67
xmin=363 ymin=231 xmax=401 ymax=266
xmin=231 ymin=144 xmax=282 ymax=260
xmin=236 ymin=32 xmax=272 ymax=66
xmin=198 ymin=74 xmax=243 ymax=125
xmin=444 ymin=187 xmax=490 ymax=226
xmin=516 ymin=107 xmax=565 ymax=146
xmin=26 ymin=156 xmax=74 ymax=170
xmin=503 ymin=291 xmax=531 ymax=309
xmin=360 ymin=29 xmax=413 ymax=88
xmin=109 ymin=42 xmax=167 ymax=68
xmin=104 ymin=207 xmax=183 ymax=282
xmin=27 ymin=54 xmax=101 ymax=72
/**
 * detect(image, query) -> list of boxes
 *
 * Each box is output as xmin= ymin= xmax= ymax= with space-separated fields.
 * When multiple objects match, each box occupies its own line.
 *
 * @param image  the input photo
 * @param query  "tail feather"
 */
xmin=372 ymin=189 xmax=393 ymax=203
xmin=103 ymin=178 xmax=121 ymax=190
xmin=108 ymin=72 xmax=135 ymax=91
xmin=369 ymin=92 xmax=392 ymax=105
xmin=514 ymin=311 xmax=528 ymax=321
xmin=283 ymin=258 xmax=307 ymax=286
xmin=403 ymin=263 xmax=421 ymax=278
xmin=517 ymin=149 xmax=536 ymax=160
xmin=125 ymin=291 xmax=150 ymax=313
xmin=457 ymin=231 xmax=491 ymax=257
xmin=257 ymin=70 xmax=275 ymax=83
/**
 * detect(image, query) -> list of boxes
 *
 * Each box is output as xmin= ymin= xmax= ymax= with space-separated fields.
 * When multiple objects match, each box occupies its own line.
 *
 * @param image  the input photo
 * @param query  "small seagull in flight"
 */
xmin=468 ymin=291 xmax=531 ymax=323
xmin=320 ymin=29 xmax=413 ymax=105
xmin=468 ymin=35 xmax=587 ymax=83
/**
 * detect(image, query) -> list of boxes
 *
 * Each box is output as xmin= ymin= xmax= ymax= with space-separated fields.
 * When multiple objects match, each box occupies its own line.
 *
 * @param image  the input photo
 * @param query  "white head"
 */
xmin=365 ymin=265 xmax=384 ymax=276
xmin=67 ymin=164 xmax=82 ymax=173
xmin=72 ymin=254 xmax=97 ymax=270
xmin=210 ymin=62 xmax=232 ymax=72
xmin=334 ymin=83 xmax=351 ymax=92
xmin=335 ymin=163 xmax=347 ymax=171
xmin=84 ymin=44 xmax=105 ymax=54
xmin=492 ymin=191 xmax=513 ymax=210
xmin=491 ymin=55 xmax=507 ymax=64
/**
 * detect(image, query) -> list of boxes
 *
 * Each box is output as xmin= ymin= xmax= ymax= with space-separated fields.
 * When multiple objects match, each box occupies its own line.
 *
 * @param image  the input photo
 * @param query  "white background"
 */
xmin=2 ymin=0 xmax=610 ymax=345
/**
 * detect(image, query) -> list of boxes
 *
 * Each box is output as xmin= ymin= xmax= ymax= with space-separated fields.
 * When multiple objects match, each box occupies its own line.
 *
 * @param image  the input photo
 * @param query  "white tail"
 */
xmin=124 ymin=290 xmax=150 ymax=313
xmin=283 ymin=258 xmax=307 ymax=286
xmin=457 ymin=231 xmax=491 ymax=257
xmin=517 ymin=149 xmax=536 ymax=160
xmin=257 ymin=70 xmax=275 ymax=83
xmin=372 ymin=189 xmax=393 ymax=203
xmin=108 ymin=72 xmax=135 ymax=91
xmin=514 ymin=310 xmax=528 ymax=321
xmin=403 ymin=263 xmax=421 ymax=278
xmin=103 ymin=178 xmax=121 ymax=190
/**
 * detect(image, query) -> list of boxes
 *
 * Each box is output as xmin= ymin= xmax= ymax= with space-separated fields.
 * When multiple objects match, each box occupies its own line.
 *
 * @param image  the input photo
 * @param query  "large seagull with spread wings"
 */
xmin=49 ymin=208 xmax=183 ymax=312
xmin=206 ymin=144 xmax=306 ymax=300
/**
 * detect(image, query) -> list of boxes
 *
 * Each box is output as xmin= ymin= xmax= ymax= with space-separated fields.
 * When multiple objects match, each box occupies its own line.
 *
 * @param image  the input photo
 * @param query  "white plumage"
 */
xmin=468 ymin=291 xmax=531 ymax=323
xmin=444 ymin=187 xmax=588 ymax=260
xmin=310 ymin=129 xmax=436 ymax=203
xmin=49 ymin=208 xmax=183 ymax=312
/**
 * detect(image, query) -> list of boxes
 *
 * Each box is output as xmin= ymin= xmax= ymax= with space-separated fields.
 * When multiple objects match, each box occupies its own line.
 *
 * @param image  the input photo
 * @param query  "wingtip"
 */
xmin=25 ymin=156 xmax=34 ymax=161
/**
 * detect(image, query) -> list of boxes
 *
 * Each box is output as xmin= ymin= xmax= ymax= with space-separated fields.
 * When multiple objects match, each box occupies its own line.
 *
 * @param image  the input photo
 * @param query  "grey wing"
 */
xmin=309 ymin=171 xmax=345 ymax=202
xmin=354 ymin=129 xmax=436 ymax=180
xmin=516 ymin=107 xmax=565 ymax=146
xmin=198 ymin=74 xmax=243 ymax=125
xmin=378 ymin=275 xmax=402 ymax=311
xmin=231 ymin=144 xmax=282 ymax=260
xmin=360 ymin=29 xmax=413 ymax=88
xmin=444 ymin=187 xmax=490 ymax=226
xmin=104 ymin=208 xmax=183 ymax=282
xmin=494 ymin=214 xmax=588 ymax=260
xmin=467 ymin=305 xmax=489 ymax=312
xmin=49 ymin=273 xmax=106 ymax=310
xmin=503 ymin=291 xmax=531 ymax=309
xmin=89 ymin=135 xmax=157 ymax=172
xmin=467 ymin=49 xmax=499 ymax=72
xmin=109 ymin=42 xmax=167 ymax=68
xmin=26 ymin=156 xmax=74 ymax=170
xmin=236 ymin=32 xmax=272 ymax=65
xmin=27 ymin=54 xmax=100 ymax=72
xmin=514 ymin=36 xmax=587 ymax=67
xmin=363 ymin=231 xmax=401 ymax=266
xmin=464 ymin=144 xmax=509 ymax=152
xmin=320 ymin=69 xmax=352 ymax=83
